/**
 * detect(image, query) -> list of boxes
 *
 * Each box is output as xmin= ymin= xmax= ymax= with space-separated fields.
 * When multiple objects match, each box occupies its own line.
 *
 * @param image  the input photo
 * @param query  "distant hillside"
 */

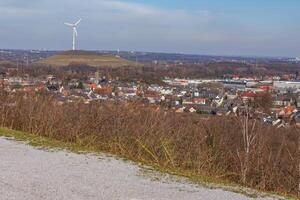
xmin=37 ymin=50 xmax=141 ymax=68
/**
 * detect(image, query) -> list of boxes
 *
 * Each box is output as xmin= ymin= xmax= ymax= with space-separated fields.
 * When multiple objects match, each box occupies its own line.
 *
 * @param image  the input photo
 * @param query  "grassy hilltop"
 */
xmin=38 ymin=50 xmax=140 ymax=68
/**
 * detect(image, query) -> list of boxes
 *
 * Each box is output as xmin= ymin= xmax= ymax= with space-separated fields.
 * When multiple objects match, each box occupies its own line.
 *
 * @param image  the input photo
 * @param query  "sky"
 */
xmin=0 ymin=0 xmax=299 ymax=57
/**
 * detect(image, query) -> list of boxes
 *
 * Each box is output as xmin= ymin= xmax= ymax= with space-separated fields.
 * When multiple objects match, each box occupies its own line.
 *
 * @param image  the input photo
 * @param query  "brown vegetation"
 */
xmin=0 ymin=91 xmax=299 ymax=198
xmin=37 ymin=50 xmax=141 ymax=68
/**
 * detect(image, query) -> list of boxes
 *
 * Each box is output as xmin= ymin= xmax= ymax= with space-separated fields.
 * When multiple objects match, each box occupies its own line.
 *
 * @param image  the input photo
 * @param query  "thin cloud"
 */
xmin=0 ymin=0 xmax=298 ymax=57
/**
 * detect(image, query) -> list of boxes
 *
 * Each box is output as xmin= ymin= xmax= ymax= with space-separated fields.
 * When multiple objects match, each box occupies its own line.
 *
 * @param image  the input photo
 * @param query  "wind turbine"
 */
xmin=64 ymin=18 xmax=82 ymax=51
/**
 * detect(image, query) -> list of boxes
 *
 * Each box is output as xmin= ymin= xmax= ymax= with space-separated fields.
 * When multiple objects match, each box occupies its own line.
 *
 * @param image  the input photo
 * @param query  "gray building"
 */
xmin=273 ymin=81 xmax=300 ymax=93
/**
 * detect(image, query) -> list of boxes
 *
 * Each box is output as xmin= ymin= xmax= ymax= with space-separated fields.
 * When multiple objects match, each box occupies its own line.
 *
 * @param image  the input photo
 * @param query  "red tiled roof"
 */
xmin=193 ymin=98 xmax=207 ymax=103
xmin=94 ymin=86 xmax=113 ymax=95
xmin=259 ymin=85 xmax=273 ymax=91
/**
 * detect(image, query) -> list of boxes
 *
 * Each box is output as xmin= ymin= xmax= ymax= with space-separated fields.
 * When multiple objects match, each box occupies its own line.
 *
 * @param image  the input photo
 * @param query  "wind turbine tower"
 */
xmin=64 ymin=19 xmax=82 ymax=50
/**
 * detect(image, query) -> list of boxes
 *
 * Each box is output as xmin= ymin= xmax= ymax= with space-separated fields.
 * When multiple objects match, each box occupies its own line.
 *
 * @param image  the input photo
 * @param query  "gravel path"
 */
xmin=0 ymin=137 xmax=279 ymax=200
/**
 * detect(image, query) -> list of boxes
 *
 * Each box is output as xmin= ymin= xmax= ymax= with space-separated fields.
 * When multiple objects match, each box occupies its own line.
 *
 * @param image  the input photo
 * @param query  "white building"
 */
xmin=273 ymin=81 xmax=300 ymax=91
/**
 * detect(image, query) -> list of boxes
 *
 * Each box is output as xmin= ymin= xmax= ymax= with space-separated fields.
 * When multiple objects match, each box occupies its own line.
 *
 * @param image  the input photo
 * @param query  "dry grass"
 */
xmin=37 ymin=50 xmax=140 ymax=68
xmin=0 ymin=91 xmax=299 ymax=198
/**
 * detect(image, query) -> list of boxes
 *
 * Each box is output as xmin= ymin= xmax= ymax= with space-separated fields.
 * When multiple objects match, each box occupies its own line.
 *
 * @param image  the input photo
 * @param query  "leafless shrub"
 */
xmin=0 ymin=91 xmax=298 ymax=197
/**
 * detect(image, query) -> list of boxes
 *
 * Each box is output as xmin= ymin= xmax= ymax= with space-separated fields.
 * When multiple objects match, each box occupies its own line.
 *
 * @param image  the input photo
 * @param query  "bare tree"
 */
xmin=237 ymin=106 xmax=257 ymax=184
xmin=298 ymin=128 xmax=300 ymax=197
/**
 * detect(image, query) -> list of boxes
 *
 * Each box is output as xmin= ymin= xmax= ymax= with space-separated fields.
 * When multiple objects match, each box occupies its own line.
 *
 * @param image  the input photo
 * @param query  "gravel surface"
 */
xmin=0 ymin=137 xmax=279 ymax=200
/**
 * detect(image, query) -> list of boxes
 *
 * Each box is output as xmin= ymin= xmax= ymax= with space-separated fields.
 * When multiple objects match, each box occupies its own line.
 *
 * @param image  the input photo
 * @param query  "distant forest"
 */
xmin=1 ymin=60 xmax=300 ymax=85
xmin=0 ymin=49 xmax=300 ymax=84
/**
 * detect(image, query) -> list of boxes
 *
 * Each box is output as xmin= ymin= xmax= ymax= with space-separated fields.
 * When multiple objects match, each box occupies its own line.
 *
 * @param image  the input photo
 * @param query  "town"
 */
xmin=1 ymin=50 xmax=300 ymax=129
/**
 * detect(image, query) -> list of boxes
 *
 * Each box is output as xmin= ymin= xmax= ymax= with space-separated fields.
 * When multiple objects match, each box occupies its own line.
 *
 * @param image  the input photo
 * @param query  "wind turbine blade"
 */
xmin=64 ymin=22 xmax=74 ymax=27
xmin=75 ymin=18 xmax=82 ymax=26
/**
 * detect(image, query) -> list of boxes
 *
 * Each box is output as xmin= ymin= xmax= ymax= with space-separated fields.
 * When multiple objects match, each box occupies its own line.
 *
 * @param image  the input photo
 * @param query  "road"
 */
xmin=0 ymin=137 xmax=278 ymax=200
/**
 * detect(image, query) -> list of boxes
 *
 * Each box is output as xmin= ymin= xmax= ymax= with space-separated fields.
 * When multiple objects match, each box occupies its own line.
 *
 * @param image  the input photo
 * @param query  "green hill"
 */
xmin=38 ymin=50 xmax=140 ymax=68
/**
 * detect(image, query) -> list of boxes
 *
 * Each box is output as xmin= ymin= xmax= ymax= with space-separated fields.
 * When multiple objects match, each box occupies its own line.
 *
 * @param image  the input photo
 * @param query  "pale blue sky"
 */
xmin=0 ymin=0 xmax=299 ymax=57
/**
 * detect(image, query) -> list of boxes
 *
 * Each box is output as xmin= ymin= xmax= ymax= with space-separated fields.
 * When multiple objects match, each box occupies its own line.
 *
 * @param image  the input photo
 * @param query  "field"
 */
xmin=37 ymin=50 xmax=141 ymax=68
